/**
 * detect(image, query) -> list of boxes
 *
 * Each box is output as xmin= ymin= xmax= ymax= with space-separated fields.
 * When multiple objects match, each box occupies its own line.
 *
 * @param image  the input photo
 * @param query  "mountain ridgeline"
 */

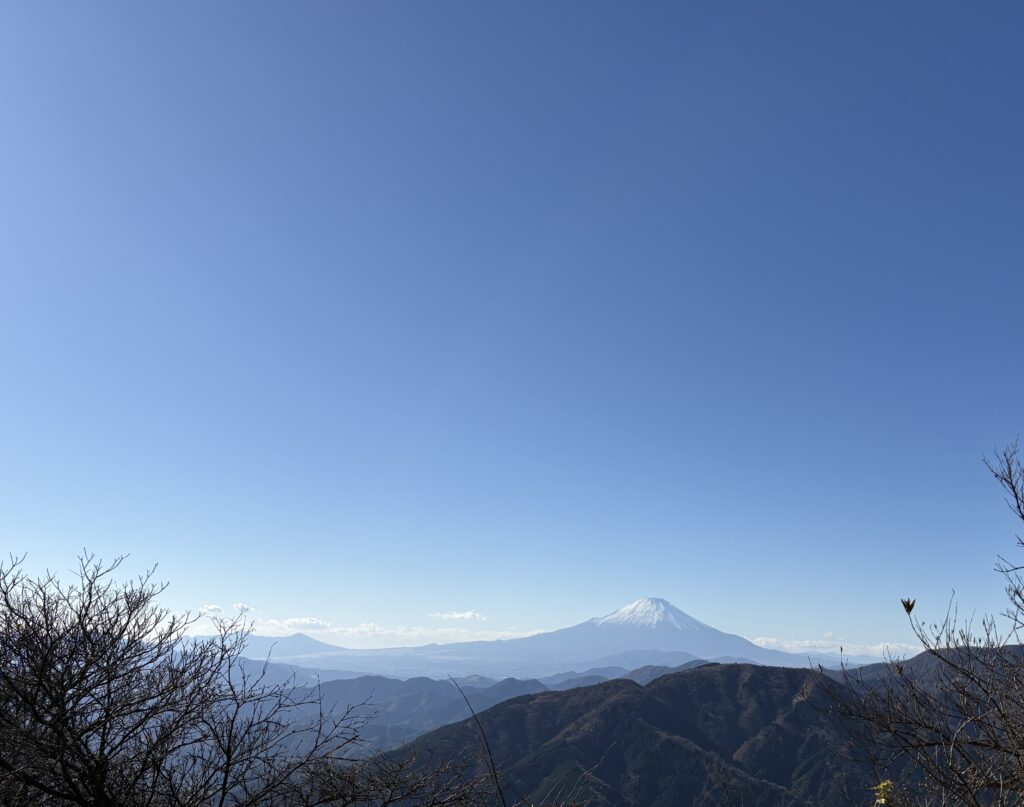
xmin=279 ymin=660 xmax=719 ymax=751
xmin=402 ymin=663 xmax=871 ymax=806
xmin=240 ymin=598 xmax=866 ymax=679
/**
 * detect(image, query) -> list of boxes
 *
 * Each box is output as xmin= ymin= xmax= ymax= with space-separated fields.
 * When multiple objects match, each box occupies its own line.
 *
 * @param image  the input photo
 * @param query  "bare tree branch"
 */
xmin=824 ymin=443 xmax=1024 ymax=806
xmin=0 ymin=553 xmax=483 ymax=807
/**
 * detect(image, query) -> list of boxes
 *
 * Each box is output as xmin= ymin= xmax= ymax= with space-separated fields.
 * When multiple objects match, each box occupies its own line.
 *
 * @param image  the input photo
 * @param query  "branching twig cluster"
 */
xmin=827 ymin=443 xmax=1024 ymax=806
xmin=0 ymin=553 xmax=484 ymax=807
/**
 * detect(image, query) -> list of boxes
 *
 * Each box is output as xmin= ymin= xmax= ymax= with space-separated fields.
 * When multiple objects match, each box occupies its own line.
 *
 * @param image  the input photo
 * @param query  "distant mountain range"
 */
xmin=239 ymin=597 xmax=880 ymax=678
xmin=280 ymin=658 xmax=718 ymax=750
xmin=291 ymin=673 xmax=549 ymax=749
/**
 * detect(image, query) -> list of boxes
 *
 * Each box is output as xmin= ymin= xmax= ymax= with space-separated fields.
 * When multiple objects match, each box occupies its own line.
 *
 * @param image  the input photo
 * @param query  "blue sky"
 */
xmin=1 ymin=2 xmax=1022 ymax=656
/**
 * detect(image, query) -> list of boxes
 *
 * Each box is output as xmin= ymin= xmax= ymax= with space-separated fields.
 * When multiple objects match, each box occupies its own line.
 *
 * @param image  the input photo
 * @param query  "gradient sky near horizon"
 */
xmin=2 ymin=2 xmax=1023 ymax=656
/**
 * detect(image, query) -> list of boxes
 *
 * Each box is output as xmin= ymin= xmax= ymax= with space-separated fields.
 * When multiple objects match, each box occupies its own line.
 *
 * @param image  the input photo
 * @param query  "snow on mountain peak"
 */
xmin=594 ymin=597 xmax=708 ymax=631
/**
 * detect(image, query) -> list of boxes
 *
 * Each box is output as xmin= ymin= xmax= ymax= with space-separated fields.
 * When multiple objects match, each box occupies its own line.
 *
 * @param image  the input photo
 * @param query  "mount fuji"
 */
xmin=415 ymin=597 xmax=814 ymax=670
xmin=240 ymin=598 xmax=850 ymax=678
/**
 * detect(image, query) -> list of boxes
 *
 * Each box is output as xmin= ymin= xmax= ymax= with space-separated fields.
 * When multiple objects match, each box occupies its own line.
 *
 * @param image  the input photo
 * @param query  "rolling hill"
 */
xmin=399 ymin=662 xmax=872 ymax=806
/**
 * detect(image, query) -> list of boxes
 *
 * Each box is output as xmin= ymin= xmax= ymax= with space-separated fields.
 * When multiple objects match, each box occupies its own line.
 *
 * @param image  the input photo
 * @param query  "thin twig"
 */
xmin=448 ymin=675 xmax=508 ymax=807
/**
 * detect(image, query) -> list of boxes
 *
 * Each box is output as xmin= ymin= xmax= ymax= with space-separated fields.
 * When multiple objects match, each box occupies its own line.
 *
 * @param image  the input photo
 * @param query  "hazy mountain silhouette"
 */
xmin=621 ymin=659 xmax=717 ymax=685
xmin=235 ymin=655 xmax=363 ymax=686
xmin=240 ymin=597 xmax=864 ymax=678
xmin=274 ymin=659 xmax=733 ymax=750
xmin=291 ymin=673 xmax=549 ymax=749
xmin=240 ymin=632 xmax=351 ymax=660
xmin=539 ymin=666 xmax=629 ymax=686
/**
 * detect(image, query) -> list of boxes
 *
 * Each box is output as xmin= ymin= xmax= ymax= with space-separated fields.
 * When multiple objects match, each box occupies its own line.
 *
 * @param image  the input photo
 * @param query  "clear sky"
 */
xmin=1 ymin=2 xmax=1022 ymax=656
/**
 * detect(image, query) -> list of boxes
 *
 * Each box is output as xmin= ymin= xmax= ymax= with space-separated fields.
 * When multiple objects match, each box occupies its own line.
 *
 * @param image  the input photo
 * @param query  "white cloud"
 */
xmin=245 ymin=615 xmax=541 ymax=646
xmin=232 ymin=602 xmax=252 ymax=612
xmin=340 ymin=623 xmax=541 ymax=644
xmin=752 ymin=634 xmax=920 ymax=658
xmin=285 ymin=617 xmax=333 ymax=629
xmin=321 ymin=623 xmax=537 ymax=644
xmin=199 ymin=603 xmax=223 ymax=616
xmin=431 ymin=610 xmax=487 ymax=621
xmin=253 ymin=616 xmax=333 ymax=633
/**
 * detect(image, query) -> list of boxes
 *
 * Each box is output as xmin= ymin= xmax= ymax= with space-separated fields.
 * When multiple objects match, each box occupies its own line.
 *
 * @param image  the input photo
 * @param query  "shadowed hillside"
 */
xmin=292 ymin=674 xmax=550 ymax=749
xmin=401 ymin=663 xmax=871 ymax=806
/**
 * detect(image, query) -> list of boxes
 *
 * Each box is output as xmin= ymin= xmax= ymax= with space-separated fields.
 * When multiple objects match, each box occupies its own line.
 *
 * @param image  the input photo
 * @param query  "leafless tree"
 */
xmin=827 ymin=443 xmax=1024 ymax=806
xmin=0 ymin=553 xmax=484 ymax=807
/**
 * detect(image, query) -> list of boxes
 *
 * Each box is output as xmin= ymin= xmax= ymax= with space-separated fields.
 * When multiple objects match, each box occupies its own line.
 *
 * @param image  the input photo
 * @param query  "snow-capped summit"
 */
xmin=593 ymin=597 xmax=710 ymax=631
xmin=239 ymin=596 xmax=830 ymax=677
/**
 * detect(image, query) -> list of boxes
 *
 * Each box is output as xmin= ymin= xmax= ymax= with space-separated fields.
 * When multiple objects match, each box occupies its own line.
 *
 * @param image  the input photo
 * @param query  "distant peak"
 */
xmin=594 ymin=597 xmax=709 ymax=631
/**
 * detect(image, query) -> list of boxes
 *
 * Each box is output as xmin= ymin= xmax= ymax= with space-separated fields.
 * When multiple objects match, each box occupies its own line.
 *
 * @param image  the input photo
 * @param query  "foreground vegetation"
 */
xmin=0 ymin=554 xmax=485 ymax=807
xmin=830 ymin=443 xmax=1024 ymax=806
